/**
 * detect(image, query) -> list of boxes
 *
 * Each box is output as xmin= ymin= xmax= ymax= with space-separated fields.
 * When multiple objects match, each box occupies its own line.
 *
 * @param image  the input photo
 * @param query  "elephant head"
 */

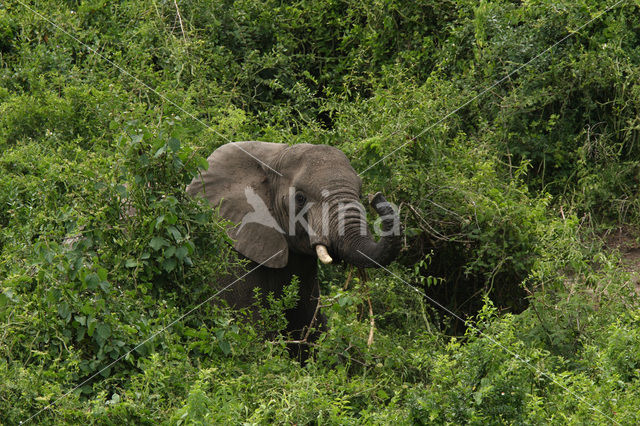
xmin=186 ymin=142 xmax=401 ymax=269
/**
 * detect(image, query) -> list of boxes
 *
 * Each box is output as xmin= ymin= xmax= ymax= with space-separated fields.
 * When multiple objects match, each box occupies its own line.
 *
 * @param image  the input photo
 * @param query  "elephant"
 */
xmin=186 ymin=141 xmax=401 ymax=356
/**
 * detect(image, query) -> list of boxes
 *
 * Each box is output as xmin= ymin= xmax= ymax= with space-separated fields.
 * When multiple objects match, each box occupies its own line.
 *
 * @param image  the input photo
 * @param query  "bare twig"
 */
xmin=300 ymin=290 xmax=323 ymax=342
xmin=274 ymin=339 xmax=316 ymax=346
xmin=343 ymin=266 xmax=354 ymax=290
xmin=366 ymin=294 xmax=375 ymax=346
xmin=173 ymin=0 xmax=187 ymax=41
xmin=356 ymin=268 xmax=376 ymax=346
xmin=406 ymin=203 xmax=462 ymax=242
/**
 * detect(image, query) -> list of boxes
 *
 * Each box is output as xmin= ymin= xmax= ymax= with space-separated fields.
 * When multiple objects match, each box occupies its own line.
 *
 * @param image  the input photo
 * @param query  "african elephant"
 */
xmin=186 ymin=142 xmax=401 ymax=354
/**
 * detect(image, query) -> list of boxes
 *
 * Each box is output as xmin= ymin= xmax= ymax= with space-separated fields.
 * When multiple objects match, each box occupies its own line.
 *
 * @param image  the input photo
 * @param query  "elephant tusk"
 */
xmin=315 ymin=245 xmax=333 ymax=264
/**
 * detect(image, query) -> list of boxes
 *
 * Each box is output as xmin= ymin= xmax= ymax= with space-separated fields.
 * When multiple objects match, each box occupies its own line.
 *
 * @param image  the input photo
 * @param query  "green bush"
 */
xmin=3 ymin=0 xmax=640 ymax=423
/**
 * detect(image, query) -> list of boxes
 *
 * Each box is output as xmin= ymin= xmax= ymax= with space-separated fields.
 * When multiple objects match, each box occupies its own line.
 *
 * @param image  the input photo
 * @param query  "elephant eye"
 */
xmin=294 ymin=191 xmax=307 ymax=207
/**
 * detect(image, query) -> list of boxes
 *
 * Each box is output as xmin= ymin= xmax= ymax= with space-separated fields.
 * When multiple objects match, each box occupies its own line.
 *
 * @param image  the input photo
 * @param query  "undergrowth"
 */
xmin=2 ymin=0 xmax=640 ymax=423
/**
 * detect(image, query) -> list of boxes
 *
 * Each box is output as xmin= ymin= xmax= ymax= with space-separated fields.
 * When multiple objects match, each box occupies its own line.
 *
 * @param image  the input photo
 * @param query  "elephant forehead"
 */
xmin=294 ymin=173 xmax=362 ymax=198
xmin=294 ymin=147 xmax=355 ymax=173
xmin=277 ymin=144 xmax=362 ymax=191
xmin=295 ymin=160 xmax=359 ymax=183
xmin=288 ymin=144 xmax=348 ymax=162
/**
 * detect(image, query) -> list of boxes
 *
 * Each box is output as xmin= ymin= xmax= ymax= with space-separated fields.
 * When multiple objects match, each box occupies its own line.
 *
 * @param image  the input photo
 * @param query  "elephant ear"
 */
xmin=186 ymin=142 xmax=289 ymax=268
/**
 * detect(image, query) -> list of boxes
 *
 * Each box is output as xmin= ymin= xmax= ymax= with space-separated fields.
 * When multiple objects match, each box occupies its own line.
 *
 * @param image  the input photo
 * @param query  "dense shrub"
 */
xmin=2 ymin=0 xmax=640 ymax=423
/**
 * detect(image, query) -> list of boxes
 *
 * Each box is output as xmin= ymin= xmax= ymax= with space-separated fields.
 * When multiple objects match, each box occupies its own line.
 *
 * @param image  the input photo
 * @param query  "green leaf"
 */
xmin=99 ymin=280 xmax=111 ymax=292
xmin=138 ymin=154 xmax=149 ymax=166
xmin=195 ymin=155 xmax=209 ymax=171
xmin=338 ymin=295 xmax=352 ymax=307
xmin=168 ymin=137 xmax=180 ymax=152
xmin=172 ymin=156 xmax=184 ymax=171
xmin=0 ymin=288 xmax=17 ymax=307
xmin=97 ymin=323 xmax=112 ymax=340
xmin=135 ymin=342 xmax=150 ymax=356
xmin=377 ymin=389 xmax=390 ymax=400
xmin=154 ymin=144 xmax=167 ymax=157
xmin=167 ymin=226 xmax=181 ymax=241
xmin=82 ymin=302 xmax=96 ymax=316
xmin=163 ymin=258 xmax=177 ymax=272
xmin=100 ymin=366 xmax=112 ymax=378
xmin=165 ymin=213 xmax=178 ymax=225
xmin=85 ymin=273 xmax=100 ymax=291
xmin=175 ymin=246 xmax=188 ymax=260
xmin=115 ymin=185 xmax=128 ymax=198
xmin=97 ymin=267 xmax=108 ymax=282
xmin=218 ymin=340 xmax=231 ymax=356
xmin=57 ymin=301 xmax=71 ymax=320
xmin=216 ymin=330 xmax=231 ymax=355
xmin=165 ymin=246 xmax=176 ymax=258
xmin=149 ymin=236 xmax=169 ymax=251
xmin=194 ymin=212 xmax=208 ymax=224
xmin=125 ymin=258 xmax=138 ymax=268
xmin=130 ymin=133 xmax=143 ymax=144
xmin=87 ymin=318 xmax=97 ymax=337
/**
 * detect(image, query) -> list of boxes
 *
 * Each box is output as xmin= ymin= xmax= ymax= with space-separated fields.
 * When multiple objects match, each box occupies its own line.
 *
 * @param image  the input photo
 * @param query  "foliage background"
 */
xmin=1 ymin=0 xmax=640 ymax=423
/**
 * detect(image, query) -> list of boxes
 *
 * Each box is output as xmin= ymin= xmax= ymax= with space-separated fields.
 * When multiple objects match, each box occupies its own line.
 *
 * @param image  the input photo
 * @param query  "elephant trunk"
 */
xmin=332 ymin=192 xmax=401 ymax=268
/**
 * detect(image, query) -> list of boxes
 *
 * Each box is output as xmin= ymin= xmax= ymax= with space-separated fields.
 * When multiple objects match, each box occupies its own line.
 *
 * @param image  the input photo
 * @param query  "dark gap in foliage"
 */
xmin=404 ymin=236 xmax=528 ymax=335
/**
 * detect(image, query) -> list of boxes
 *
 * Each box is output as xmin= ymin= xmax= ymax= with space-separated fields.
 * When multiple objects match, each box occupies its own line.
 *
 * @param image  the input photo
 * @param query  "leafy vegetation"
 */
xmin=2 ymin=0 xmax=640 ymax=423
